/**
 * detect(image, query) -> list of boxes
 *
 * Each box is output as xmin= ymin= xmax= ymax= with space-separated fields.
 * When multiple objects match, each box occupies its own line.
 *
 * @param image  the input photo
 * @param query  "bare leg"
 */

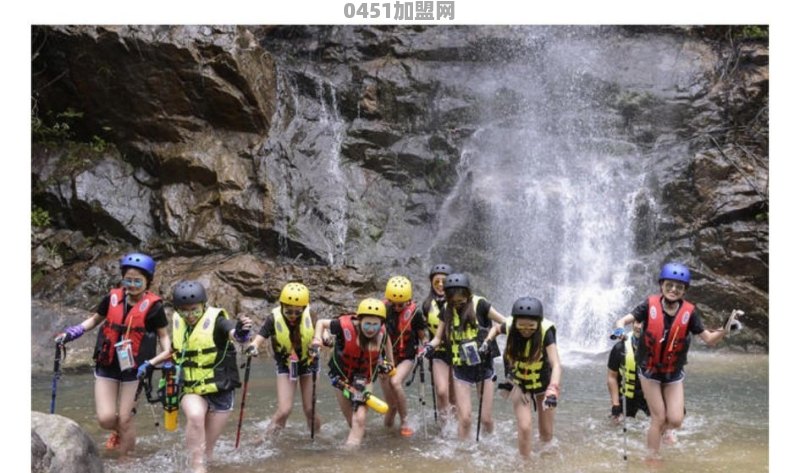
xmin=452 ymin=378 xmax=473 ymax=441
xmin=511 ymin=387 xmax=533 ymax=458
xmin=534 ymin=393 xmax=557 ymax=443
xmin=345 ymin=404 xmax=368 ymax=448
xmin=640 ymin=376 xmax=666 ymax=455
xmin=204 ymin=410 xmax=233 ymax=463
xmin=432 ymin=359 xmax=453 ymax=422
xmin=115 ymin=381 xmax=140 ymax=454
xmin=267 ymin=374 xmax=296 ymax=436
xmin=379 ymin=375 xmax=398 ymax=428
xmin=181 ymin=394 xmax=210 ymax=473
xmin=299 ymin=374 xmax=321 ymax=434
xmin=478 ymin=376 xmax=495 ymax=435
xmin=390 ymin=359 xmax=415 ymax=433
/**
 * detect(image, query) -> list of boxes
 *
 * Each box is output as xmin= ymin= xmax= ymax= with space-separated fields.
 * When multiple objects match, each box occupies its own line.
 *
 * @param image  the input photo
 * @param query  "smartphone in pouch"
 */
xmin=115 ymin=339 xmax=135 ymax=371
xmin=460 ymin=340 xmax=481 ymax=366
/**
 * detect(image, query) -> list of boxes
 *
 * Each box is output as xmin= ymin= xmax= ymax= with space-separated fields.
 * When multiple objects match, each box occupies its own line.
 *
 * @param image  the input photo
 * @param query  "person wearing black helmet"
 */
xmin=424 ymin=273 xmax=507 ymax=441
xmin=420 ymin=263 xmax=457 ymax=422
xmin=53 ymin=252 xmax=172 ymax=454
xmin=484 ymin=296 xmax=562 ymax=457
xmin=611 ymin=262 xmax=741 ymax=458
xmin=170 ymin=280 xmax=253 ymax=473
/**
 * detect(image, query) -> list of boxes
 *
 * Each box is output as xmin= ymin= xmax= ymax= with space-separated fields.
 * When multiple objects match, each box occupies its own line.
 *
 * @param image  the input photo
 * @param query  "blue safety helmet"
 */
xmin=658 ymin=262 xmax=691 ymax=286
xmin=120 ymin=252 xmax=156 ymax=278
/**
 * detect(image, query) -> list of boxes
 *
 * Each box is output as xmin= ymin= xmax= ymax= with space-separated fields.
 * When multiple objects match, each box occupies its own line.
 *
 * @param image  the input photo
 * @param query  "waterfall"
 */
xmin=428 ymin=29 xmax=669 ymax=354
xmin=260 ymin=66 xmax=350 ymax=265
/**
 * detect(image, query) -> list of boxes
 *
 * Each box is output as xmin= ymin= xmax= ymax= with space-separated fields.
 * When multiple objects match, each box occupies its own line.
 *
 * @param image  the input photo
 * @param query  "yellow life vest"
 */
xmin=173 ymin=307 xmax=231 ymax=395
xmin=271 ymin=306 xmax=314 ymax=365
xmin=620 ymin=337 xmax=636 ymax=399
xmin=507 ymin=318 xmax=554 ymax=392
xmin=449 ymin=296 xmax=486 ymax=366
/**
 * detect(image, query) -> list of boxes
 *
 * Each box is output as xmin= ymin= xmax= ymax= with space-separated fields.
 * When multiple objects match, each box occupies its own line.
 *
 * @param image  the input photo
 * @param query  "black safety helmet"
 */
xmin=172 ymin=280 xmax=208 ymax=307
xmin=444 ymin=273 xmax=470 ymax=291
xmin=429 ymin=263 xmax=453 ymax=280
xmin=511 ymin=296 xmax=544 ymax=319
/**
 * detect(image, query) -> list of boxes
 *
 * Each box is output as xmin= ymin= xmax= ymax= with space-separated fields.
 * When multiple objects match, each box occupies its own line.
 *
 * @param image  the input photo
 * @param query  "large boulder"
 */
xmin=31 ymin=411 xmax=103 ymax=473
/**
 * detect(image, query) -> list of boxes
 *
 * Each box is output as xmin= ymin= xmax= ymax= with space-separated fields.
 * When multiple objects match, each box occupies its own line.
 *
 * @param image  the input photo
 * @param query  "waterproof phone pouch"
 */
xmin=289 ymin=359 xmax=299 ymax=381
xmin=460 ymin=340 xmax=481 ymax=366
xmin=115 ymin=339 xmax=135 ymax=371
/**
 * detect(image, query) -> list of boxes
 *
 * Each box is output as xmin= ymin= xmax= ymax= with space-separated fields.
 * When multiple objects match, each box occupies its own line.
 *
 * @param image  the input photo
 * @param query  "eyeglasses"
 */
xmin=122 ymin=278 xmax=145 ymax=289
xmin=662 ymin=281 xmax=686 ymax=292
xmin=361 ymin=322 xmax=381 ymax=331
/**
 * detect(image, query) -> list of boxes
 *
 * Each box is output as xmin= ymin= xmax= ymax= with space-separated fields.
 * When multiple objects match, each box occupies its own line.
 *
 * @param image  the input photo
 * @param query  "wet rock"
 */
xmin=31 ymin=412 xmax=103 ymax=473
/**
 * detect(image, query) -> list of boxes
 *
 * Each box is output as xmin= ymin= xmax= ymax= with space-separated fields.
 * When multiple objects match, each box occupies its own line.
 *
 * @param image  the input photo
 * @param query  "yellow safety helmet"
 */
xmin=357 ymin=298 xmax=387 ymax=319
xmin=279 ymin=282 xmax=310 ymax=307
xmin=385 ymin=276 xmax=413 ymax=303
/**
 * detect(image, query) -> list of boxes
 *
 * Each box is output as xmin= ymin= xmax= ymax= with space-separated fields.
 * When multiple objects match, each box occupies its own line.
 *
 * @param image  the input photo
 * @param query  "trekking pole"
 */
xmin=310 ymin=347 xmax=319 ymax=441
xmin=418 ymin=357 xmax=427 ymax=439
xmin=429 ymin=357 xmax=437 ymax=423
xmin=621 ymin=335 xmax=628 ymax=461
xmin=405 ymin=358 xmax=419 ymax=387
xmin=50 ymin=342 xmax=66 ymax=414
xmin=235 ymin=355 xmax=253 ymax=449
xmin=476 ymin=377 xmax=485 ymax=442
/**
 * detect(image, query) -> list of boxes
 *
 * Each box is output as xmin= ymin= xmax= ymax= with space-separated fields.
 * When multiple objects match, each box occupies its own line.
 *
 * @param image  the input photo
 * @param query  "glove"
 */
xmin=725 ymin=309 xmax=744 ymax=334
xmin=611 ymin=404 xmax=623 ymax=417
xmin=137 ymin=360 xmax=153 ymax=380
xmin=543 ymin=383 xmax=559 ymax=410
xmin=610 ymin=328 xmax=625 ymax=340
xmin=422 ymin=343 xmax=435 ymax=359
xmin=308 ymin=345 xmax=320 ymax=359
xmin=233 ymin=320 xmax=252 ymax=343
xmin=543 ymin=394 xmax=558 ymax=410
xmin=55 ymin=324 xmax=85 ymax=344
xmin=244 ymin=345 xmax=259 ymax=357
xmin=478 ymin=340 xmax=490 ymax=355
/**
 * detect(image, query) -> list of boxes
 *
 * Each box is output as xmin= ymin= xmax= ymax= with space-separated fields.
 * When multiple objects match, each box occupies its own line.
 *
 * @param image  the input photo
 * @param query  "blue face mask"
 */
xmin=361 ymin=321 xmax=381 ymax=332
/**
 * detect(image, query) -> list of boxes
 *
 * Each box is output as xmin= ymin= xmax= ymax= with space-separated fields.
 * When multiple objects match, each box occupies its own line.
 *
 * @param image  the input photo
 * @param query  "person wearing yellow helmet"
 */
xmin=246 ymin=282 xmax=321 ymax=439
xmin=379 ymin=276 xmax=428 ymax=437
xmin=311 ymin=297 xmax=394 ymax=448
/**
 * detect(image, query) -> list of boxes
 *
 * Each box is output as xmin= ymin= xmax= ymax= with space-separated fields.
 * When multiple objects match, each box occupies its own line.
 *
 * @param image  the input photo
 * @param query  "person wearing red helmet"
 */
xmin=54 ymin=252 xmax=172 ymax=455
xmin=612 ymin=262 xmax=741 ymax=458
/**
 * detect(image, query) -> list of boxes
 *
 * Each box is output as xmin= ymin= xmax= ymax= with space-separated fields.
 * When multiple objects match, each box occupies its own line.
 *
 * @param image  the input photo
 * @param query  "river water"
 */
xmin=32 ymin=350 xmax=767 ymax=472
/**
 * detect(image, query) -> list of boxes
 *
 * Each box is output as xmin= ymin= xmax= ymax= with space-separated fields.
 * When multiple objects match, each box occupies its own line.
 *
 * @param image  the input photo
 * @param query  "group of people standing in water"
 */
xmin=54 ymin=253 xmax=742 ymax=471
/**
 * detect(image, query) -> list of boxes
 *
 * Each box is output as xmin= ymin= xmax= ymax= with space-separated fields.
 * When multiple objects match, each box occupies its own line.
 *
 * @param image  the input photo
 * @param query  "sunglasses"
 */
xmin=283 ymin=306 xmax=304 ymax=317
xmin=122 ymin=278 xmax=145 ymax=288
xmin=662 ymin=281 xmax=686 ymax=292
xmin=180 ymin=308 xmax=204 ymax=318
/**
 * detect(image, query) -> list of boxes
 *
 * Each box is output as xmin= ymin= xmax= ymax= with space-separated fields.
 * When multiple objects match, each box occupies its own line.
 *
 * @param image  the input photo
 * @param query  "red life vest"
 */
xmin=642 ymin=295 xmax=694 ymax=374
xmin=385 ymin=300 xmax=417 ymax=361
xmin=334 ymin=315 xmax=384 ymax=382
xmin=94 ymin=288 xmax=161 ymax=367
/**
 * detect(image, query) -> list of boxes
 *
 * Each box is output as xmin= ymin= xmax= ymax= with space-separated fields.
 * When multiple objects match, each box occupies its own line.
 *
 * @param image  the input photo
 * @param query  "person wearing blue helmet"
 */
xmin=611 ymin=262 xmax=741 ymax=459
xmin=54 ymin=252 xmax=172 ymax=455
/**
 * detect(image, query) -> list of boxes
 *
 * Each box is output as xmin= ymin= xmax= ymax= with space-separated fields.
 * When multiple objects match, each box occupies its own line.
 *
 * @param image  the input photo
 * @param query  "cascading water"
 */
xmin=428 ymin=28 xmax=681 ymax=354
xmin=260 ymin=67 xmax=350 ymax=266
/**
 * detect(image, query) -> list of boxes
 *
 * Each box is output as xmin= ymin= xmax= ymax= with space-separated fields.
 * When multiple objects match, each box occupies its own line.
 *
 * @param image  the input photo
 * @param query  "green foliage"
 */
xmin=31 ymin=206 xmax=51 ymax=228
xmin=737 ymin=26 xmax=768 ymax=40
xmin=32 ymin=108 xmax=84 ymax=143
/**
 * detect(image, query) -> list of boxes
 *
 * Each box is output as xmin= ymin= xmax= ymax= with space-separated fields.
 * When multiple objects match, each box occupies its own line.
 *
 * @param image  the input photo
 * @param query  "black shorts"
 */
xmin=95 ymin=363 xmax=138 ymax=383
xmin=453 ymin=364 xmax=494 ymax=385
xmin=276 ymin=357 xmax=319 ymax=376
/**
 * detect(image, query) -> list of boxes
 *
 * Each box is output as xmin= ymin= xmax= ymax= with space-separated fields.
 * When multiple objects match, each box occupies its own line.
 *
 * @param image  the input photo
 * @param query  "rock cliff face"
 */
xmin=31 ymin=25 xmax=768 ymax=368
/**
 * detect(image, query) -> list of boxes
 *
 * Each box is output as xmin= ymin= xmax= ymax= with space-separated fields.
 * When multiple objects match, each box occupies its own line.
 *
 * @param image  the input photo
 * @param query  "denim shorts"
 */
xmin=95 ymin=363 xmax=138 ymax=383
xmin=639 ymin=368 xmax=685 ymax=385
xmin=202 ymin=389 xmax=235 ymax=413
xmin=453 ymin=364 xmax=495 ymax=385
